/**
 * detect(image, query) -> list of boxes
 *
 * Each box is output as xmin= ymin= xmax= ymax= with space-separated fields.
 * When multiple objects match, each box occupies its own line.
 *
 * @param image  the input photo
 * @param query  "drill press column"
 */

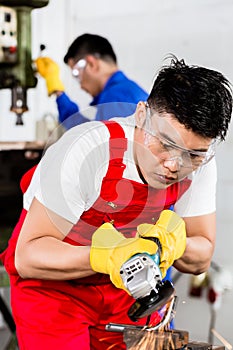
xmin=0 ymin=0 xmax=49 ymax=124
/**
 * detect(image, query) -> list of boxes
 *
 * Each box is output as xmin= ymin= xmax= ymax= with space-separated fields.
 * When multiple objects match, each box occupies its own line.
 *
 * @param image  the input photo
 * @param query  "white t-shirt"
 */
xmin=24 ymin=116 xmax=217 ymax=224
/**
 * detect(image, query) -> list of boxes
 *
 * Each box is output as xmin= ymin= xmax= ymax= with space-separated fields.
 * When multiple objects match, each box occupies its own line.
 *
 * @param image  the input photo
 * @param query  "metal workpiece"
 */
xmin=123 ymin=329 xmax=225 ymax=350
xmin=106 ymin=321 xmax=225 ymax=349
xmin=187 ymin=343 xmax=224 ymax=350
xmin=123 ymin=328 xmax=188 ymax=350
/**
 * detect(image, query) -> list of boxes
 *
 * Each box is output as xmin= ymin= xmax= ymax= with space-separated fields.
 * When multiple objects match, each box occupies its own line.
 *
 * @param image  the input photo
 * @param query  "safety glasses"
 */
xmin=144 ymin=104 xmax=217 ymax=170
xmin=72 ymin=58 xmax=87 ymax=78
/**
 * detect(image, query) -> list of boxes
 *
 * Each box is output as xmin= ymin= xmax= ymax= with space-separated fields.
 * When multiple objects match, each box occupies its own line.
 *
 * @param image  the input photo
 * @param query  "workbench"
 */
xmin=0 ymin=141 xmax=44 ymax=253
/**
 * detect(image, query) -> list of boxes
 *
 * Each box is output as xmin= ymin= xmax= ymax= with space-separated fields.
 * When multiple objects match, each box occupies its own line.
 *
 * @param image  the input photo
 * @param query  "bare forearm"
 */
xmin=173 ymin=235 xmax=214 ymax=274
xmin=15 ymin=236 xmax=95 ymax=280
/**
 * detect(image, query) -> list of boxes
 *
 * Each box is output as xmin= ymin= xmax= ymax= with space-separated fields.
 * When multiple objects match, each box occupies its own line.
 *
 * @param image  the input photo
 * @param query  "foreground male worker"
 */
xmin=1 ymin=57 xmax=232 ymax=350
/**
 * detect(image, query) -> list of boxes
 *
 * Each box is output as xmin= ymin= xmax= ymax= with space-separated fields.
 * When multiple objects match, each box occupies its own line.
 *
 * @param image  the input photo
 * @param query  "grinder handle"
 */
xmin=141 ymin=236 xmax=162 ymax=265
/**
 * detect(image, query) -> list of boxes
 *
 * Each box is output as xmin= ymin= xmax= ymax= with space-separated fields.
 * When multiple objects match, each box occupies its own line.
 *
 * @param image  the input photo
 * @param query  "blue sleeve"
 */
xmin=62 ymin=111 xmax=91 ymax=130
xmin=56 ymin=93 xmax=79 ymax=123
xmin=95 ymin=102 xmax=138 ymax=121
xmin=94 ymin=81 xmax=148 ymax=120
xmin=164 ymin=267 xmax=172 ymax=282
xmin=56 ymin=92 xmax=90 ymax=128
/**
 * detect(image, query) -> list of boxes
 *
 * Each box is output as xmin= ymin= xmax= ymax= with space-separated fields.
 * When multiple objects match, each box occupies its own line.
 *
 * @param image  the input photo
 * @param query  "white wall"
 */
xmin=1 ymin=0 xmax=233 ymax=346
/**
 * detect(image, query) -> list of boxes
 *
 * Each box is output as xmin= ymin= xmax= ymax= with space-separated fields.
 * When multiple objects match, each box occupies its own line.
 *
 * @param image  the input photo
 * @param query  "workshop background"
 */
xmin=0 ymin=0 xmax=233 ymax=348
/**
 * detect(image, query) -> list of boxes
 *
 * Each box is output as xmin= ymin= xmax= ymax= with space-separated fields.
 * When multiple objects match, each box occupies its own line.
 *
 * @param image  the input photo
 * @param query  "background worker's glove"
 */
xmin=137 ymin=210 xmax=186 ymax=278
xmin=35 ymin=57 xmax=65 ymax=96
xmin=90 ymin=223 xmax=159 ymax=293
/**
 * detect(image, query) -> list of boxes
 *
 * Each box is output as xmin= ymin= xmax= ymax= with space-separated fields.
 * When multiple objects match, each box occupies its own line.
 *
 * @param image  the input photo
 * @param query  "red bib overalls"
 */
xmin=1 ymin=121 xmax=191 ymax=350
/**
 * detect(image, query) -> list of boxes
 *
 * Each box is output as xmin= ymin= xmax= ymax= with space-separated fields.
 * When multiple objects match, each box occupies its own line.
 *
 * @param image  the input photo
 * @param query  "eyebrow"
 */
xmin=159 ymin=131 xmax=209 ymax=153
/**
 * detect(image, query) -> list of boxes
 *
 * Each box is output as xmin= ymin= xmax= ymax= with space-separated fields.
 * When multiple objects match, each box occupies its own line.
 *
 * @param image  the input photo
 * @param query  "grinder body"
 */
xmin=120 ymin=252 xmax=175 ymax=321
xmin=120 ymin=253 xmax=162 ymax=300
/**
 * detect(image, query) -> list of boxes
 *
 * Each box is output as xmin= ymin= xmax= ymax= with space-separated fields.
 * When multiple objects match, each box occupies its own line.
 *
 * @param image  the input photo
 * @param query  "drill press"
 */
xmin=0 ymin=0 xmax=49 ymax=125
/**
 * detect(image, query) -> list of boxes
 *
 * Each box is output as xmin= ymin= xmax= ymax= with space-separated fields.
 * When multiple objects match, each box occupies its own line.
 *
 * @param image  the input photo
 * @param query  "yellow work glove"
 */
xmin=35 ymin=57 xmax=65 ymax=96
xmin=137 ymin=210 xmax=186 ymax=278
xmin=90 ymin=223 xmax=159 ymax=293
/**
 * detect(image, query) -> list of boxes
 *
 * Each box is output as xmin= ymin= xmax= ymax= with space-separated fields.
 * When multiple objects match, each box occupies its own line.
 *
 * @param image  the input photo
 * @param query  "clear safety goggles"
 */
xmin=72 ymin=58 xmax=87 ymax=78
xmin=144 ymin=104 xmax=217 ymax=170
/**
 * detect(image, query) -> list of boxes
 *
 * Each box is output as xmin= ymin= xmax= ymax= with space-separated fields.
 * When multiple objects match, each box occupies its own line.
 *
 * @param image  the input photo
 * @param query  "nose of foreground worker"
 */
xmin=163 ymin=157 xmax=181 ymax=172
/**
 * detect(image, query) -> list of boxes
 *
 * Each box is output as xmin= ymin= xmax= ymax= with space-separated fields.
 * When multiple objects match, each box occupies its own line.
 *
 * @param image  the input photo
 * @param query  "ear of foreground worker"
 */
xmin=137 ymin=210 xmax=186 ymax=278
xmin=35 ymin=57 xmax=65 ymax=96
xmin=90 ymin=223 xmax=159 ymax=293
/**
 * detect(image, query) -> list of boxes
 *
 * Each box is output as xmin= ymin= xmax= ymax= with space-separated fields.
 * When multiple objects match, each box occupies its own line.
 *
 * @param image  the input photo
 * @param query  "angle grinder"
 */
xmin=120 ymin=239 xmax=175 ymax=322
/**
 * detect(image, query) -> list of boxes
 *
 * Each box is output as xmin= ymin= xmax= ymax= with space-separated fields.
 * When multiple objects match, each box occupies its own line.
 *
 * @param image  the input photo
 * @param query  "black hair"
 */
xmin=147 ymin=55 xmax=232 ymax=140
xmin=64 ymin=33 xmax=117 ymax=64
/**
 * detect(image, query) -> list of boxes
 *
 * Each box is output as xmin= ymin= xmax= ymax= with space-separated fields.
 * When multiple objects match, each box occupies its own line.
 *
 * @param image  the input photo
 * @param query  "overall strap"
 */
xmin=102 ymin=120 xmax=128 ymax=179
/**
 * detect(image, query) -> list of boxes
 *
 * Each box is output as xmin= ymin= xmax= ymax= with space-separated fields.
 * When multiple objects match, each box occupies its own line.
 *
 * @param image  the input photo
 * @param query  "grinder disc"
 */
xmin=128 ymin=280 xmax=175 ymax=322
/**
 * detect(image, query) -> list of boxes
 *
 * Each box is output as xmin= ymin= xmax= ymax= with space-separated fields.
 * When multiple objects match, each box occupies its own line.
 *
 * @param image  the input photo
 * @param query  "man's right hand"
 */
xmin=137 ymin=210 xmax=186 ymax=278
xmin=35 ymin=57 xmax=65 ymax=96
xmin=90 ymin=223 xmax=159 ymax=293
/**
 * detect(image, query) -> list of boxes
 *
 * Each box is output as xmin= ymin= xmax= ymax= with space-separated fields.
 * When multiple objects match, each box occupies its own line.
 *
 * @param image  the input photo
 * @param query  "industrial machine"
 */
xmin=0 ymin=0 xmax=49 ymax=125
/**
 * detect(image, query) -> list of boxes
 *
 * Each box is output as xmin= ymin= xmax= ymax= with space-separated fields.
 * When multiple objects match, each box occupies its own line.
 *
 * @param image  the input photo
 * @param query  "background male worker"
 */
xmin=1 ymin=57 xmax=232 ymax=350
xmin=35 ymin=33 xmax=148 ymax=129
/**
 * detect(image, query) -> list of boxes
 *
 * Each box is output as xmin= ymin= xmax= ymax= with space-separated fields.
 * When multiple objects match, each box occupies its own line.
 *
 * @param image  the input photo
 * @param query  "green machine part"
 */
xmin=0 ymin=0 xmax=49 ymax=89
xmin=0 ymin=0 xmax=49 ymax=124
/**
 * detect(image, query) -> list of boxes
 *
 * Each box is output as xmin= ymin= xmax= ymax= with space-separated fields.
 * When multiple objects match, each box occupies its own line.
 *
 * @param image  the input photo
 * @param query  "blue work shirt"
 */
xmin=56 ymin=70 xmax=148 ymax=129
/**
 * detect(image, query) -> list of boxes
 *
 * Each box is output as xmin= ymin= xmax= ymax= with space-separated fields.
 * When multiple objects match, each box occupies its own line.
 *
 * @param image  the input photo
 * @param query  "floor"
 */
xmin=0 ymin=273 xmax=18 ymax=350
xmin=0 ymin=314 xmax=18 ymax=350
xmin=0 ymin=327 xmax=14 ymax=350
